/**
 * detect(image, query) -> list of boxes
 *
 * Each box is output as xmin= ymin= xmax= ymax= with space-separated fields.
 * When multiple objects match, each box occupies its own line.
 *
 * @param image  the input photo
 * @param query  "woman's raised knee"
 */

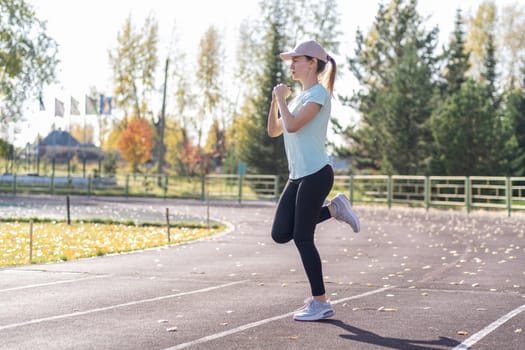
xmin=272 ymin=231 xmax=292 ymax=244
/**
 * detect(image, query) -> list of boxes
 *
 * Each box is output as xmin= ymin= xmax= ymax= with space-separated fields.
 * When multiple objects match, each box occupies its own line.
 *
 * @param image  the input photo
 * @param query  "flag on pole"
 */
xmin=99 ymin=94 xmax=112 ymax=115
xmin=55 ymin=98 xmax=64 ymax=117
xmin=39 ymin=94 xmax=45 ymax=111
xmin=85 ymin=95 xmax=97 ymax=115
xmin=70 ymin=96 xmax=81 ymax=115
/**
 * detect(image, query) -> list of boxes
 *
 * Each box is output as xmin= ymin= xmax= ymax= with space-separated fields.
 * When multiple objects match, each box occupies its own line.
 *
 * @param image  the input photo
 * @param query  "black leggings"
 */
xmin=271 ymin=164 xmax=334 ymax=296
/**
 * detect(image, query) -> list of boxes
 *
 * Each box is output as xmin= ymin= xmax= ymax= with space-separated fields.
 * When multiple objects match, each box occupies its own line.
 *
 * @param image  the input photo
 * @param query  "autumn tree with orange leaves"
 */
xmin=118 ymin=117 xmax=154 ymax=172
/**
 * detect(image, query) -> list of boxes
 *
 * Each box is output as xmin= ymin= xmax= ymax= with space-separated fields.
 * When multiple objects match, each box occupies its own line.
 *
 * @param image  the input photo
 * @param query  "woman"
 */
xmin=268 ymin=40 xmax=360 ymax=321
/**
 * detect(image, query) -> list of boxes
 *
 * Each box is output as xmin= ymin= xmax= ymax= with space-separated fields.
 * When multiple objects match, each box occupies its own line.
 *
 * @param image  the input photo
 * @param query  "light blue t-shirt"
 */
xmin=282 ymin=83 xmax=331 ymax=179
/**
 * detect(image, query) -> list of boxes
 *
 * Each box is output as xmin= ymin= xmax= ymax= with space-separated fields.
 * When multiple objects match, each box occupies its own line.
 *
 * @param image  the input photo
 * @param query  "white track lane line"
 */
xmin=0 ymin=280 xmax=247 ymax=331
xmin=164 ymin=285 xmax=395 ymax=350
xmin=453 ymin=303 xmax=525 ymax=350
xmin=0 ymin=274 xmax=112 ymax=293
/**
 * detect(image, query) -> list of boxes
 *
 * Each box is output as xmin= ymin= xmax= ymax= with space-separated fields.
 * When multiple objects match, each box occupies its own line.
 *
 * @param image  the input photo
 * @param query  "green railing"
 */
xmin=204 ymin=174 xmax=279 ymax=203
xmin=0 ymin=173 xmax=280 ymax=203
xmin=2 ymin=173 xmax=525 ymax=216
xmin=332 ymin=175 xmax=525 ymax=217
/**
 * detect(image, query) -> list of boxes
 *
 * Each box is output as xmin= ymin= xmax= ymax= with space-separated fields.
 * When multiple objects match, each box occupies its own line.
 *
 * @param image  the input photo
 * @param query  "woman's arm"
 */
xmin=277 ymin=99 xmax=321 ymax=133
xmin=267 ymin=96 xmax=282 ymax=138
xmin=273 ymin=83 xmax=321 ymax=133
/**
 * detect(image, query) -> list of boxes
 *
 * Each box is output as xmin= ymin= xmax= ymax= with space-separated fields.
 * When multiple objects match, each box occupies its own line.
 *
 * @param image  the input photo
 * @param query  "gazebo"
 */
xmin=35 ymin=129 xmax=102 ymax=176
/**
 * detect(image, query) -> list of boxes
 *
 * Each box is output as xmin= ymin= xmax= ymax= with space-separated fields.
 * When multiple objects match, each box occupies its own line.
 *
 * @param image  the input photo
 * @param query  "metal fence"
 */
xmin=332 ymin=175 xmax=525 ymax=216
xmin=2 ymin=173 xmax=525 ymax=216
xmin=0 ymin=173 xmax=281 ymax=202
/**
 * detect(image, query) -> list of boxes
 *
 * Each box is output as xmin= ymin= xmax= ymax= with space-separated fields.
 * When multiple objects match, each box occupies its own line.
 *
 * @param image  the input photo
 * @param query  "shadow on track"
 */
xmin=320 ymin=319 xmax=461 ymax=350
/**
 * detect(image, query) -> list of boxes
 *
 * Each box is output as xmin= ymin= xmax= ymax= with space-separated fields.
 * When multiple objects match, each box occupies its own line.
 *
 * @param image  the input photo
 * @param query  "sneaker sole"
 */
xmin=347 ymin=207 xmax=360 ymax=233
xmin=293 ymin=309 xmax=335 ymax=321
xmin=335 ymin=193 xmax=360 ymax=233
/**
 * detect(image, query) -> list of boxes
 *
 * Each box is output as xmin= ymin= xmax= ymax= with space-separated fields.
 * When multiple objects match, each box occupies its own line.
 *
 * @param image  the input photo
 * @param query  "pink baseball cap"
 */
xmin=280 ymin=40 xmax=328 ymax=63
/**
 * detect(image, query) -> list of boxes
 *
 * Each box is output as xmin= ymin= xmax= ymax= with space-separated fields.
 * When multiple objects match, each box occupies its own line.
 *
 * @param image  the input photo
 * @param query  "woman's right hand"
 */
xmin=273 ymin=83 xmax=291 ymax=101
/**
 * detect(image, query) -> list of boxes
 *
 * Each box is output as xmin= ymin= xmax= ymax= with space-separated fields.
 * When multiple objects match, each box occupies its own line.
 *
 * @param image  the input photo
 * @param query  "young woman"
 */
xmin=268 ymin=40 xmax=360 ymax=321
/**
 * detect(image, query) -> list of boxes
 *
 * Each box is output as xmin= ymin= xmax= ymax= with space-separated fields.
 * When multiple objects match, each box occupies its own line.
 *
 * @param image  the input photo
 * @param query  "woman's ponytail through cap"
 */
xmin=323 ymin=54 xmax=336 ymax=97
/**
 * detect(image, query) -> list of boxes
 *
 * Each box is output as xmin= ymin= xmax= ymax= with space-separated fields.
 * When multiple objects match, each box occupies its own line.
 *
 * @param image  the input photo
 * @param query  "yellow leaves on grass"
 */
xmin=0 ymin=221 xmax=218 ymax=266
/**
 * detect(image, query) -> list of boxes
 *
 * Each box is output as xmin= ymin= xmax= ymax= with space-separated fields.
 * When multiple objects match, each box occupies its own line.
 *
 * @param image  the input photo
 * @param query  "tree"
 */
xmin=179 ymin=128 xmax=201 ymax=176
xmin=481 ymin=33 xmax=498 ymax=101
xmin=163 ymin=118 xmax=186 ymax=175
xmin=166 ymin=39 xmax=197 ymax=176
xmin=286 ymin=0 xmax=341 ymax=53
xmin=234 ymin=19 xmax=260 ymax=104
xmin=154 ymin=21 xmax=186 ymax=178
xmin=504 ymin=63 xmax=525 ymax=175
xmin=192 ymin=25 xmax=225 ymax=176
xmin=431 ymin=80 xmax=479 ymax=175
xmin=343 ymin=0 xmax=438 ymax=174
xmin=441 ymin=9 xmax=471 ymax=96
xmin=225 ymin=19 xmax=263 ymax=175
xmin=223 ymin=106 xmax=253 ymax=174
xmin=237 ymin=0 xmax=341 ymax=180
xmin=478 ymin=32 xmax=509 ymax=175
xmin=195 ymin=26 xmax=222 ymax=150
xmin=155 ymin=57 xmax=169 ymax=177
xmin=429 ymin=7 xmax=471 ymax=174
xmin=102 ymin=118 xmax=125 ymax=153
xmin=204 ymin=119 xmax=226 ymax=171
xmin=118 ymin=117 xmax=154 ymax=172
xmin=0 ymin=138 xmax=14 ymax=173
xmin=70 ymin=123 xmax=94 ymax=144
xmin=109 ymin=14 xmax=158 ymax=119
xmin=380 ymin=42 xmax=435 ymax=175
xmin=500 ymin=2 xmax=525 ymax=88
xmin=0 ymin=0 xmax=58 ymax=124
xmin=465 ymin=1 xmax=496 ymax=80
xmin=239 ymin=0 xmax=289 ymax=180
xmin=432 ymin=26 xmax=508 ymax=176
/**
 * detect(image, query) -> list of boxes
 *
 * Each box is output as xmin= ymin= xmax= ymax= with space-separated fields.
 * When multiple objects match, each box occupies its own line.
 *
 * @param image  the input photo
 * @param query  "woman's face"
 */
xmin=290 ymin=56 xmax=314 ymax=80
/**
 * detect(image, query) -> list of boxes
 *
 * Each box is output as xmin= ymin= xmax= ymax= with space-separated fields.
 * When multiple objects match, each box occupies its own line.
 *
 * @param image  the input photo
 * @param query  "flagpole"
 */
xmin=52 ymin=122 xmax=56 ymax=180
xmin=83 ymin=95 xmax=88 ymax=178
xmin=53 ymin=98 xmax=65 ymax=181
xmin=36 ymin=94 xmax=45 ymax=175
xmin=83 ymin=110 xmax=86 ymax=178
xmin=84 ymin=95 xmax=98 ymax=178
xmin=36 ymin=132 xmax=40 ymax=175
xmin=67 ymin=111 xmax=71 ymax=178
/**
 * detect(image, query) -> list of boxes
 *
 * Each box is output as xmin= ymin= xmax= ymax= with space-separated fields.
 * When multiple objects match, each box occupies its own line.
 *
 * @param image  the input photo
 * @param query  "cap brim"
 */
xmin=279 ymin=51 xmax=301 ymax=60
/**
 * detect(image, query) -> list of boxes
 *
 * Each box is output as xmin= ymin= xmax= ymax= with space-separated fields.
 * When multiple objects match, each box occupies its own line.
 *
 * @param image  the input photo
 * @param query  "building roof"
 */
xmin=40 ymin=130 xmax=80 ymax=147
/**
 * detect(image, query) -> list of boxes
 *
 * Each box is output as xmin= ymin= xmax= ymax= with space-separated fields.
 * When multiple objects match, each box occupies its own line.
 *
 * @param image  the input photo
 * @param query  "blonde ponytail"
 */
xmin=321 ymin=55 xmax=336 ymax=96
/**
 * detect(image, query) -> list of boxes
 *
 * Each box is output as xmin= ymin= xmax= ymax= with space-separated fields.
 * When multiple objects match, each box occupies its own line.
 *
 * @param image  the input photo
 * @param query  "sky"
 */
xmin=11 ymin=0 xmax=522 ymax=148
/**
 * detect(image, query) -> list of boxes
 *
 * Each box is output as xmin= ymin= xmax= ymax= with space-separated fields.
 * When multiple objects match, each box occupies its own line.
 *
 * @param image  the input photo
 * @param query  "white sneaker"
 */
xmin=293 ymin=299 xmax=334 ymax=321
xmin=331 ymin=193 xmax=360 ymax=233
xmin=294 ymin=297 xmax=313 ymax=312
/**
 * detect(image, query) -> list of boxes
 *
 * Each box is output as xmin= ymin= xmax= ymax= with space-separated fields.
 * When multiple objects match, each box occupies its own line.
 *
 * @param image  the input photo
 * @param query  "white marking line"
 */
xmin=164 ymin=285 xmax=395 ymax=350
xmin=0 ymin=274 xmax=112 ymax=293
xmin=453 ymin=303 xmax=525 ymax=350
xmin=0 ymin=280 xmax=247 ymax=332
